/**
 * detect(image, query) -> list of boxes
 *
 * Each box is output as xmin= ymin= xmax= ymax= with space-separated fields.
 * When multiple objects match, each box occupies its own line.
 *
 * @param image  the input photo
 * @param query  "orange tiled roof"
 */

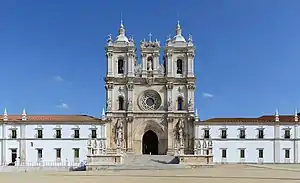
xmin=1 ymin=115 xmax=101 ymax=122
xmin=202 ymin=115 xmax=296 ymax=124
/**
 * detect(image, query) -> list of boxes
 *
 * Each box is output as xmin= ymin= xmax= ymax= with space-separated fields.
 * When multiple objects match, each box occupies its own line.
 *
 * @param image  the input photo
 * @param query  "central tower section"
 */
xmin=104 ymin=21 xmax=196 ymax=155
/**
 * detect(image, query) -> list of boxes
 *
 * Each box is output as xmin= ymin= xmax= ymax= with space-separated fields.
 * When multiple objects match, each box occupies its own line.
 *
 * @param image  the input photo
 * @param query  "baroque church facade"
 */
xmin=104 ymin=21 xmax=196 ymax=155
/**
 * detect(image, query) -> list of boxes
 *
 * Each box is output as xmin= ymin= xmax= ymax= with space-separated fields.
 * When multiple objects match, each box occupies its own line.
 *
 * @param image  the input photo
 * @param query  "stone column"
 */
xmin=126 ymin=117 xmax=133 ymax=152
xmin=127 ymin=52 xmax=135 ymax=77
xmin=167 ymin=117 xmax=174 ymax=155
xmin=166 ymin=52 xmax=173 ymax=77
xmin=106 ymin=52 xmax=113 ymax=77
xmin=141 ymin=53 xmax=147 ymax=77
xmin=187 ymin=52 xmax=195 ymax=77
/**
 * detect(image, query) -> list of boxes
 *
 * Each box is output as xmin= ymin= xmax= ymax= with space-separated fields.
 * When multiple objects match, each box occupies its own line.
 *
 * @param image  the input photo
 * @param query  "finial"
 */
xmin=107 ymin=33 xmax=112 ymax=42
xmin=101 ymin=108 xmax=106 ymax=120
xmin=195 ymin=108 xmax=199 ymax=121
xmin=148 ymin=33 xmax=152 ymax=42
xmin=120 ymin=12 xmax=123 ymax=27
xmin=275 ymin=108 xmax=279 ymax=122
xmin=188 ymin=34 xmax=193 ymax=42
xmin=3 ymin=108 xmax=8 ymax=121
xmin=177 ymin=20 xmax=180 ymax=28
xmin=295 ymin=108 xmax=298 ymax=122
xmin=22 ymin=108 xmax=26 ymax=116
xmin=22 ymin=108 xmax=27 ymax=120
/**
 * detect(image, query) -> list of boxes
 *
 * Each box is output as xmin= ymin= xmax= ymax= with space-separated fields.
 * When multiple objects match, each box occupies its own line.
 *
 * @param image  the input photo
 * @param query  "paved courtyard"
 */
xmin=1 ymin=164 xmax=300 ymax=183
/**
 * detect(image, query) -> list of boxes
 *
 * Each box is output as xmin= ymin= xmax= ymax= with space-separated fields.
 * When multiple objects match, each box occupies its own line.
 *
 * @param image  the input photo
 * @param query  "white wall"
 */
xmin=197 ymin=123 xmax=300 ymax=164
xmin=0 ymin=123 xmax=106 ymax=165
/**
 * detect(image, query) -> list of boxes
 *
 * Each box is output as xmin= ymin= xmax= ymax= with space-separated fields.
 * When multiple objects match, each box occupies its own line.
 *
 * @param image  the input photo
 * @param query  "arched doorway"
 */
xmin=142 ymin=130 xmax=158 ymax=155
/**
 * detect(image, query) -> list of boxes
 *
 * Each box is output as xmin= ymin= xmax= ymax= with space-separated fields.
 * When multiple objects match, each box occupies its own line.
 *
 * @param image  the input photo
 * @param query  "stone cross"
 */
xmin=148 ymin=33 xmax=152 ymax=42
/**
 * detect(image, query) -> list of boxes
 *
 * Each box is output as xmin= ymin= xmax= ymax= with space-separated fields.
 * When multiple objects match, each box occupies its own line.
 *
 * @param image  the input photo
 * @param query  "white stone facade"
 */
xmin=104 ymin=21 xmax=196 ymax=155
xmin=0 ymin=112 xmax=106 ymax=166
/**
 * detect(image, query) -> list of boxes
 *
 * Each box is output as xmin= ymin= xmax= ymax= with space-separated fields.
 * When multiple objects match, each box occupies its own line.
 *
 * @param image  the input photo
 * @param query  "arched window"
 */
xmin=118 ymin=96 xmax=124 ymax=110
xmin=147 ymin=57 xmax=153 ymax=71
xmin=177 ymin=59 xmax=183 ymax=74
xmin=118 ymin=59 xmax=124 ymax=74
xmin=177 ymin=97 xmax=183 ymax=110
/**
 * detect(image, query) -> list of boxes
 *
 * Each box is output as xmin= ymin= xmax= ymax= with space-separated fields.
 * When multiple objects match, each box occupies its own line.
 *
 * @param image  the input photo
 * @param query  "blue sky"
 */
xmin=0 ymin=0 xmax=300 ymax=119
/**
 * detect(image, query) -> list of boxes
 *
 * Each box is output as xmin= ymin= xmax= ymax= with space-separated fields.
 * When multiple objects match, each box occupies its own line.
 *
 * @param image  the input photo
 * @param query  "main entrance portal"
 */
xmin=142 ymin=130 xmax=158 ymax=155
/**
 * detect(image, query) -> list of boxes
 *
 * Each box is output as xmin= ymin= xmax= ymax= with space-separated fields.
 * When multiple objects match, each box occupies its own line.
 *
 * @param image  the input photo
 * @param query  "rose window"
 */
xmin=139 ymin=90 xmax=161 ymax=111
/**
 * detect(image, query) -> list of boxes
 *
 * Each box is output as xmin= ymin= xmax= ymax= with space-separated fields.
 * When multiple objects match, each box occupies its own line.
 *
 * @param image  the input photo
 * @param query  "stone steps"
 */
xmin=112 ymin=155 xmax=187 ymax=170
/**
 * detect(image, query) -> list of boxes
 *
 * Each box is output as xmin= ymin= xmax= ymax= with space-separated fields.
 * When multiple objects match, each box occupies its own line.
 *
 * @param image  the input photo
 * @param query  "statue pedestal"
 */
xmin=177 ymin=154 xmax=214 ymax=167
xmin=86 ymin=154 xmax=124 ymax=171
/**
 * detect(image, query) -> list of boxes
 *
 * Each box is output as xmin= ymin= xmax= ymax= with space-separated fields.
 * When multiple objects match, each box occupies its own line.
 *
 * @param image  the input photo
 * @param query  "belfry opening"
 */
xmin=142 ymin=130 xmax=158 ymax=155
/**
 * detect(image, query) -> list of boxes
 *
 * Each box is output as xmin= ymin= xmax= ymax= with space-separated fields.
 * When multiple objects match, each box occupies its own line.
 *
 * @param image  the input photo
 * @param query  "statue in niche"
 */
xmin=127 ymin=98 xmax=132 ymax=110
xmin=147 ymin=57 xmax=153 ymax=71
xmin=134 ymin=64 xmax=142 ymax=75
xmin=116 ymin=120 xmax=123 ymax=147
xmin=168 ymin=97 xmax=172 ymax=110
xmin=178 ymin=119 xmax=184 ymax=147
xmin=106 ymin=99 xmax=112 ymax=111
xmin=188 ymin=98 xmax=193 ymax=110
xmin=157 ymin=64 xmax=165 ymax=76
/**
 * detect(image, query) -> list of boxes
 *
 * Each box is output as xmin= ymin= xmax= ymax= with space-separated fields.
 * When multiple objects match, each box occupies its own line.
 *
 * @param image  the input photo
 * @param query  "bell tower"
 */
xmin=104 ymin=21 xmax=136 ymax=152
xmin=140 ymin=33 xmax=161 ymax=77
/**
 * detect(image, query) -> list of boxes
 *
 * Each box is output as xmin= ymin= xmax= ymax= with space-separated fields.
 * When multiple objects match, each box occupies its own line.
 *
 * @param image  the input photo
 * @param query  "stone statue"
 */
xmin=106 ymin=99 xmax=112 ymax=111
xmin=157 ymin=64 xmax=165 ymax=76
xmin=188 ymin=98 xmax=193 ymax=110
xmin=134 ymin=64 xmax=142 ymax=75
xmin=87 ymin=134 xmax=92 ymax=146
xmin=168 ymin=98 xmax=172 ymax=109
xmin=178 ymin=119 xmax=184 ymax=147
xmin=127 ymin=98 xmax=132 ymax=110
xmin=147 ymin=60 xmax=152 ymax=71
xmin=116 ymin=120 xmax=123 ymax=148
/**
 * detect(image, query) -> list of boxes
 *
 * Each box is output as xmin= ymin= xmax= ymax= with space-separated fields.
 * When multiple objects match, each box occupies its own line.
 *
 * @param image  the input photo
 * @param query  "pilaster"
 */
xmin=274 ymin=124 xmax=280 ymax=163
xmin=167 ymin=117 xmax=174 ymax=155
xmin=294 ymin=124 xmax=298 ymax=163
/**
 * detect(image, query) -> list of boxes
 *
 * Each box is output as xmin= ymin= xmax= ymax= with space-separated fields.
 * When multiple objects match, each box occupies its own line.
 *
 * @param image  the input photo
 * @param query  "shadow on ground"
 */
xmin=150 ymin=157 xmax=180 ymax=164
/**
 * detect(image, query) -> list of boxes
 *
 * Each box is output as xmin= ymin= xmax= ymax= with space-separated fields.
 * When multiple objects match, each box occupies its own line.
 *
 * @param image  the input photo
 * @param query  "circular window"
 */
xmin=139 ymin=90 xmax=161 ymax=111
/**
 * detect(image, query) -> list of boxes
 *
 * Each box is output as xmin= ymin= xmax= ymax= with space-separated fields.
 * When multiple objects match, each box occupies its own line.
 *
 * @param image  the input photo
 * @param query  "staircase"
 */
xmin=107 ymin=155 xmax=188 ymax=170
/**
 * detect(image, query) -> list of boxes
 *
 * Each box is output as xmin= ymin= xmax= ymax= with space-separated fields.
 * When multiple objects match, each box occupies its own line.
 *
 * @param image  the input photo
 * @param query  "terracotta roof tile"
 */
xmin=202 ymin=115 xmax=297 ymax=125
xmin=1 ymin=115 xmax=101 ymax=123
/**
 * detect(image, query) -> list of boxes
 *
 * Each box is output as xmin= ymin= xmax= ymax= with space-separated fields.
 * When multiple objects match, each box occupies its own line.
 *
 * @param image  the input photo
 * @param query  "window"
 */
xmin=118 ymin=96 xmax=124 ymax=110
xmin=240 ymin=149 xmax=245 ymax=158
xmin=239 ymin=129 xmax=246 ymax=139
xmin=285 ymin=149 xmax=290 ymax=159
xmin=74 ymin=148 xmax=80 ymax=159
xmin=258 ymin=129 xmax=264 ymax=139
xmin=118 ymin=59 xmax=124 ymax=74
xmin=56 ymin=148 xmax=61 ymax=159
xmin=37 ymin=149 xmax=43 ymax=159
xmin=176 ymin=59 xmax=183 ymax=74
xmin=177 ymin=97 xmax=183 ymax=110
xmin=11 ymin=130 xmax=17 ymax=139
xmin=284 ymin=129 xmax=291 ymax=139
xmin=204 ymin=129 xmax=210 ymax=139
xmin=221 ymin=149 xmax=227 ymax=158
xmin=37 ymin=129 xmax=43 ymax=138
xmin=91 ymin=129 xmax=97 ymax=139
xmin=56 ymin=129 xmax=61 ymax=138
xmin=74 ymin=129 xmax=80 ymax=138
xmin=258 ymin=149 xmax=264 ymax=158
xmin=221 ymin=129 xmax=227 ymax=139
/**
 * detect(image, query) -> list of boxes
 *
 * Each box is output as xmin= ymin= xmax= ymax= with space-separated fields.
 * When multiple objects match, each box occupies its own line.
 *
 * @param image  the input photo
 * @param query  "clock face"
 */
xmin=139 ymin=90 xmax=161 ymax=111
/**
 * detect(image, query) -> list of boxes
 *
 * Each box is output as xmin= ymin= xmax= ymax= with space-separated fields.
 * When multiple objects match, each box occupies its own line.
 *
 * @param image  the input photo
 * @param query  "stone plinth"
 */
xmin=86 ymin=154 xmax=124 ymax=171
xmin=177 ymin=154 xmax=214 ymax=167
